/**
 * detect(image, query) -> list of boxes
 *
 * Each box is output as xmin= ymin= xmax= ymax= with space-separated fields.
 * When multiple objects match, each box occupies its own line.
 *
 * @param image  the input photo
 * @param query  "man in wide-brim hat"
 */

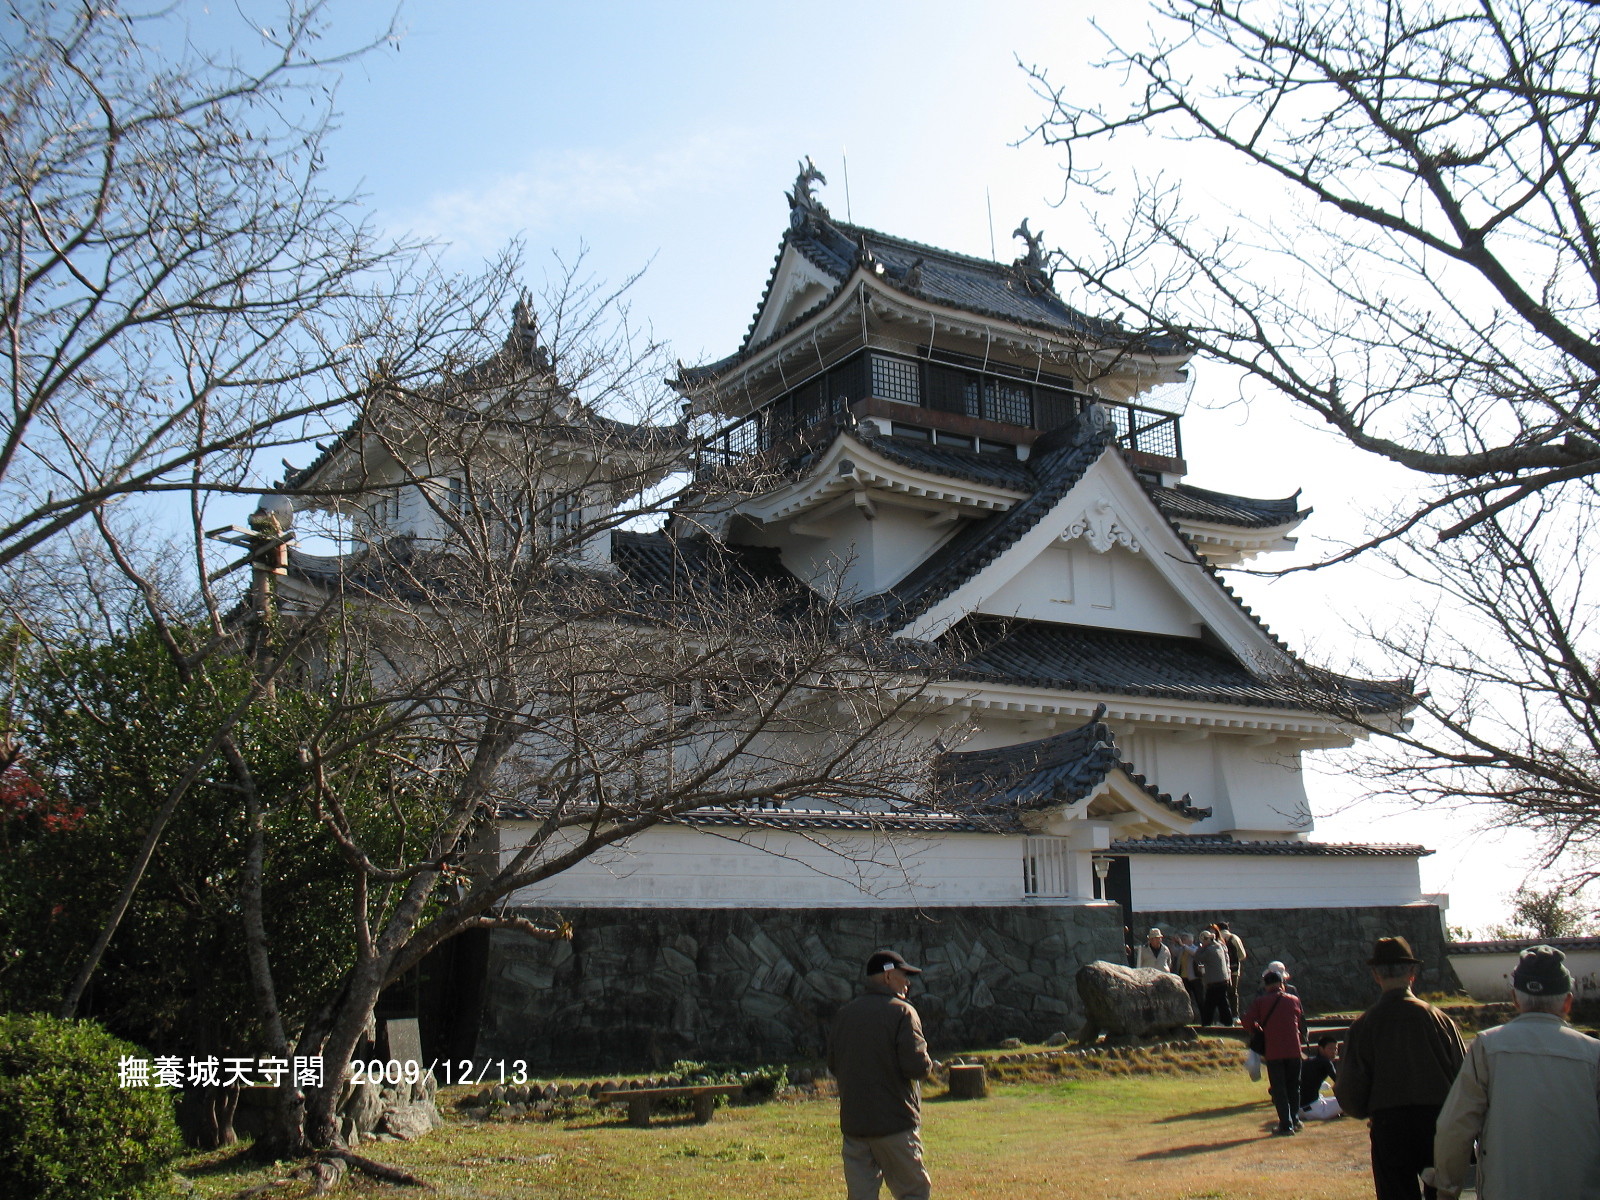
xmin=1336 ymin=937 xmax=1465 ymax=1200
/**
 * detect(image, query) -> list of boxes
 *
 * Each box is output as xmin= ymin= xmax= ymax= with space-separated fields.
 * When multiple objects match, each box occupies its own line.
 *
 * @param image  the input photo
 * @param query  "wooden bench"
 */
xmin=601 ymin=1083 xmax=744 ymax=1127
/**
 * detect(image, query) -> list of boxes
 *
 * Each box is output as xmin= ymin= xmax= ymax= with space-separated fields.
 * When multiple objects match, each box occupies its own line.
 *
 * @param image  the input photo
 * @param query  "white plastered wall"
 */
xmin=1127 ymin=852 xmax=1423 ymax=910
xmin=750 ymin=503 xmax=957 ymax=600
xmin=979 ymin=541 xmax=1202 ymax=637
xmin=503 ymin=822 xmax=1084 ymax=908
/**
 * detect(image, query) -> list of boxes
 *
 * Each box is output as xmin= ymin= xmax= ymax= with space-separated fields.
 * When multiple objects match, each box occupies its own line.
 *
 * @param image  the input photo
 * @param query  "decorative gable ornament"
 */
xmin=1062 ymin=497 xmax=1143 ymax=555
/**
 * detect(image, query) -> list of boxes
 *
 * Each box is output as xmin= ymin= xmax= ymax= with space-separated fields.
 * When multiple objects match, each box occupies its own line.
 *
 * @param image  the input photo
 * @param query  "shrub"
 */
xmin=0 ymin=1014 xmax=182 ymax=1200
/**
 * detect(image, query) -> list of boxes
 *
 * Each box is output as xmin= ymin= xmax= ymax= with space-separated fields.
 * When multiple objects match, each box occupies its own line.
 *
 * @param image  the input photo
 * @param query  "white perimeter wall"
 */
xmin=505 ymin=822 xmax=1047 ymax=908
xmin=1130 ymin=853 xmax=1423 ymax=910
xmin=1449 ymin=950 xmax=1600 ymax=1002
xmin=501 ymin=824 xmax=1425 ymax=912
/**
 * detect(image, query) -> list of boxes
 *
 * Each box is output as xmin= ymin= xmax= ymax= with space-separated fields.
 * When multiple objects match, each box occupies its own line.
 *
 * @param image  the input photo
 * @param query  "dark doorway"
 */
xmin=1102 ymin=855 xmax=1132 ymax=915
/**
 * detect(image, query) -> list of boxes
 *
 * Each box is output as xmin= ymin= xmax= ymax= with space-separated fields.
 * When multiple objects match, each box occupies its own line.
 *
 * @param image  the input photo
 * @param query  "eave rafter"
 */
xmin=916 ymin=684 xmax=1376 ymax=745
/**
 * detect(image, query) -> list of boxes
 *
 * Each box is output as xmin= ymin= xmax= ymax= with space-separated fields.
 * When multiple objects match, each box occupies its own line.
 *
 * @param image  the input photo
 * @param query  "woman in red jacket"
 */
xmin=1243 ymin=970 xmax=1307 ymax=1136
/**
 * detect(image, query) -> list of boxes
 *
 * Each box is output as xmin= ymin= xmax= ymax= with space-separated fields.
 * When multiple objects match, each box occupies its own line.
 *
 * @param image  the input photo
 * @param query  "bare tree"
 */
xmin=227 ymin=286 xmax=946 ymax=1155
xmin=1028 ymin=0 xmax=1599 ymax=540
xmin=1025 ymin=0 xmax=1600 ymax=855
xmin=0 ymin=1 xmax=452 ymax=586
xmin=1 ymin=0 xmax=515 ymax=1031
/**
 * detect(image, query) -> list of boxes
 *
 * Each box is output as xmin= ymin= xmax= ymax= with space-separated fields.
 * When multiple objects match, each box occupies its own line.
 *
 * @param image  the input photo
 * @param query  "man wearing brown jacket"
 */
xmin=1336 ymin=937 xmax=1466 ymax=1200
xmin=828 ymin=949 xmax=935 ymax=1200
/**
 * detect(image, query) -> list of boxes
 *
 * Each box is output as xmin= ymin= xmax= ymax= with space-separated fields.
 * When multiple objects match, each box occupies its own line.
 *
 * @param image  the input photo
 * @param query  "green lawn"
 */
xmin=182 ymin=1068 xmax=1379 ymax=1199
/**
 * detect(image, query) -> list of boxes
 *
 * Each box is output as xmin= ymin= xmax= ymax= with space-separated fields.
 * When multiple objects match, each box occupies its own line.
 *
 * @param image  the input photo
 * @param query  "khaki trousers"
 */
xmin=841 ymin=1127 xmax=930 ymax=1200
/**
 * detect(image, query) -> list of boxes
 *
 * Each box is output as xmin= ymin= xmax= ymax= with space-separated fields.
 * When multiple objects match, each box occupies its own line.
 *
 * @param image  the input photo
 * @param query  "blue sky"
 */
xmin=183 ymin=0 xmax=1538 ymax=930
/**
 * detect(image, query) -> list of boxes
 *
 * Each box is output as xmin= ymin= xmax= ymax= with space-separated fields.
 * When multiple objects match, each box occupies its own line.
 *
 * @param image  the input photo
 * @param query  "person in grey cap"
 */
xmin=827 ymin=949 xmax=935 ymax=1199
xmin=1428 ymin=945 xmax=1600 ymax=1199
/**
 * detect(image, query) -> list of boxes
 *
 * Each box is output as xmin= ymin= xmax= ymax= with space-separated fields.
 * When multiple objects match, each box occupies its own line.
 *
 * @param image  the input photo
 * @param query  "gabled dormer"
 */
xmin=282 ymin=304 xmax=684 ymax=568
xmin=681 ymin=159 xmax=1193 ymax=489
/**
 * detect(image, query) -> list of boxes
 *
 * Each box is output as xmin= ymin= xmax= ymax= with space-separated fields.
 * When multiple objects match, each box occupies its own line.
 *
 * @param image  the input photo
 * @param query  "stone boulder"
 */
xmin=1074 ymin=961 xmax=1195 ymax=1044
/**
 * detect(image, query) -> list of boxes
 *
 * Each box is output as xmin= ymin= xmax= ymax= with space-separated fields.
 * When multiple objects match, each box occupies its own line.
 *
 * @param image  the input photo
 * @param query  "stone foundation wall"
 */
xmin=1130 ymin=905 xmax=1460 ymax=1014
xmin=474 ymin=903 xmax=1458 ymax=1069
xmin=477 ymin=904 xmax=1125 ymax=1070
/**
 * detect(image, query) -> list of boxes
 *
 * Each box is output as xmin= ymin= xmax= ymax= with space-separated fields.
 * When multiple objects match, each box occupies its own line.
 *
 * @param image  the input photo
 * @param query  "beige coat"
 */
xmin=1432 ymin=1011 xmax=1600 ymax=1199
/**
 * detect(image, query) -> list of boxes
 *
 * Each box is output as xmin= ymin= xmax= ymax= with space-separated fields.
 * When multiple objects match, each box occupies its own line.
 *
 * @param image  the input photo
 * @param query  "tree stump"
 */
xmin=947 ymin=1064 xmax=988 ymax=1099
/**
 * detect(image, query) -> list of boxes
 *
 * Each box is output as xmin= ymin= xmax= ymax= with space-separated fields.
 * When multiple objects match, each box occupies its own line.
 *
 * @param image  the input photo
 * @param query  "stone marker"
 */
xmin=1074 ymin=960 xmax=1195 ymax=1044
xmin=384 ymin=1018 xmax=423 ymax=1074
xmin=947 ymin=1064 xmax=988 ymax=1099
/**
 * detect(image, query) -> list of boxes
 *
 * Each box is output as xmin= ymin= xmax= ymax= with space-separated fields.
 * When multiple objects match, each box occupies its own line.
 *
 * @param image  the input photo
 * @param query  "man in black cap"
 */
xmin=827 ymin=949 xmax=935 ymax=1200
xmin=1335 ymin=936 xmax=1465 ymax=1200
xmin=1428 ymin=945 xmax=1600 ymax=1199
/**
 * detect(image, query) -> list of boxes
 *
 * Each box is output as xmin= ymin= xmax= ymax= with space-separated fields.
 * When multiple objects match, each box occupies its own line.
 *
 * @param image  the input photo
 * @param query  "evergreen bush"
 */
xmin=0 ymin=1014 xmax=181 ymax=1199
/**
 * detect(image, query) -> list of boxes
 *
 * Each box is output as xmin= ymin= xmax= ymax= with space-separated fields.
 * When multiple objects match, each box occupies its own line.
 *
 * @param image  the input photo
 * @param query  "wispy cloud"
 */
xmin=392 ymin=129 xmax=758 ymax=255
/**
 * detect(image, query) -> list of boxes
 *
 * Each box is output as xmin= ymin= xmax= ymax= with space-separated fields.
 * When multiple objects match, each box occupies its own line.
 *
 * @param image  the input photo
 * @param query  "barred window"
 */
xmin=925 ymin=363 xmax=981 ymax=417
xmin=983 ymin=379 xmax=1032 ymax=427
xmin=369 ymin=489 xmax=401 ymax=526
xmin=827 ymin=357 xmax=866 ymax=411
xmin=1034 ymin=386 xmax=1079 ymax=432
xmin=1023 ymin=837 xmax=1071 ymax=898
xmin=791 ymin=378 xmax=825 ymax=429
xmin=870 ymin=355 xmax=922 ymax=406
xmin=538 ymin=489 xmax=583 ymax=542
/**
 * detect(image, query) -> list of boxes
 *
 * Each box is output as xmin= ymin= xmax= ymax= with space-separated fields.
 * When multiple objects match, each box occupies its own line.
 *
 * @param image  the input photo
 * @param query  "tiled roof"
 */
xmin=934 ymin=706 xmax=1210 ymax=822
xmin=281 ymin=317 xmax=682 ymax=492
xmin=855 ymin=430 xmax=1035 ymax=491
xmin=681 ymin=213 xmax=1184 ymax=387
xmin=948 ymin=618 xmax=1409 ymax=714
xmin=1152 ymin=483 xmax=1308 ymax=529
xmin=495 ymin=799 xmax=1006 ymax=835
xmin=1110 ymin=834 xmax=1430 ymax=857
xmin=285 ymin=531 xmax=816 ymax=620
xmin=1446 ymin=936 xmax=1600 ymax=955
xmin=786 ymin=218 xmax=1130 ymax=348
xmin=285 ymin=542 xmax=433 ymax=602
xmin=852 ymin=416 xmax=1116 ymax=631
xmin=853 ymin=437 xmax=1304 ymax=540
xmin=609 ymin=529 xmax=809 ymax=610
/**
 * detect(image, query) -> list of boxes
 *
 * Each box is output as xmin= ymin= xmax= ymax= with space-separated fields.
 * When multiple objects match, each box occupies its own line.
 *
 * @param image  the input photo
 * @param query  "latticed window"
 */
xmin=447 ymin=477 xmax=476 ymax=519
xmin=1034 ymin=386 xmax=1079 ymax=432
xmin=984 ymin=378 xmax=1033 ymax=427
xmin=1023 ymin=837 xmax=1072 ymax=898
xmin=369 ymin=489 xmax=401 ymax=527
xmin=538 ymin=489 xmax=583 ymax=543
xmin=871 ymin=355 xmax=922 ymax=406
xmin=925 ymin=362 xmax=981 ymax=417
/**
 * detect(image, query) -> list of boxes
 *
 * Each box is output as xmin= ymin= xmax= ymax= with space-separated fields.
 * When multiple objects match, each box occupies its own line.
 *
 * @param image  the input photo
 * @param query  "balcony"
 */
xmin=699 ymin=349 xmax=1183 ymax=471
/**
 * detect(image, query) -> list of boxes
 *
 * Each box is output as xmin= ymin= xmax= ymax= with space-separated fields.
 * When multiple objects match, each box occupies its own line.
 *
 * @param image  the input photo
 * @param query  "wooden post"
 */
xmin=947 ymin=1064 xmax=988 ymax=1099
xmin=627 ymin=1096 xmax=653 ymax=1127
xmin=692 ymin=1093 xmax=717 ymax=1124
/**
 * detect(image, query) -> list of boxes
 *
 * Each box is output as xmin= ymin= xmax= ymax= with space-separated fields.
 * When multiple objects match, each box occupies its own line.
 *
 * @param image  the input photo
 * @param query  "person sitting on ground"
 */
xmin=1300 ymin=1033 xmax=1339 ymax=1111
xmin=1136 ymin=927 xmax=1174 ymax=971
xmin=1243 ymin=970 xmax=1307 ymax=1136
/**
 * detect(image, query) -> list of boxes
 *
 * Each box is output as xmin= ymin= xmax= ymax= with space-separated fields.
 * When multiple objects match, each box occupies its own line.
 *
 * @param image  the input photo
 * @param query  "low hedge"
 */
xmin=0 ymin=1014 xmax=182 ymax=1200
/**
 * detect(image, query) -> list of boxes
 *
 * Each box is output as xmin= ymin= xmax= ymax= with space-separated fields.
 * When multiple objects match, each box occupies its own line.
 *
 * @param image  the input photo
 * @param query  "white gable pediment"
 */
xmin=1021 ymin=769 xmax=1200 ymax=840
xmin=899 ymin=452 xmax=1297 ymax=675
xmin=746 ymin=247 xmax=839 ymax=346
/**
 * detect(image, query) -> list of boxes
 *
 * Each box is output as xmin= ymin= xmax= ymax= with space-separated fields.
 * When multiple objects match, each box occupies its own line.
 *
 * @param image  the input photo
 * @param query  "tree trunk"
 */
xmin=178 ymin=1084 xmax=240 ymax=1150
